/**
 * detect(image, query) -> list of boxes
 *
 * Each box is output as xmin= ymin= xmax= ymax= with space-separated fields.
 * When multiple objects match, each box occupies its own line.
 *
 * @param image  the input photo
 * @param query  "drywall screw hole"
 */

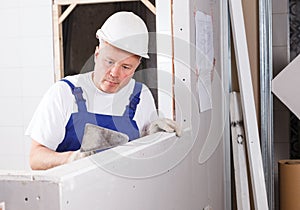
xmin=24 ymin=197 xmax=28 ymax=202
xmin=182 ymin=78 xmax=186 ymax=81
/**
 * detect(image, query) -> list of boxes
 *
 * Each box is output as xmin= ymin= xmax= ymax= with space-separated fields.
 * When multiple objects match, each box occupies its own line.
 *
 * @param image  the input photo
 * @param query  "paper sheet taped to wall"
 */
xmin=195 ymin=11 xmax=214 ymax=112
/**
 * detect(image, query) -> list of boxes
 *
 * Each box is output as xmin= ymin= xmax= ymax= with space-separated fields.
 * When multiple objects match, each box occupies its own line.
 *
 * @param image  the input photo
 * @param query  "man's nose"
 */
xmin=109 ymin=64 xmax=121 ymax=77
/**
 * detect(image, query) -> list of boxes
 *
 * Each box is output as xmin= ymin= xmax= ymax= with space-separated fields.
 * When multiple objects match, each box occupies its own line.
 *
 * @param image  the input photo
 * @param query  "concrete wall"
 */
xmin=0 ymin=0 xmax=54 ymax=170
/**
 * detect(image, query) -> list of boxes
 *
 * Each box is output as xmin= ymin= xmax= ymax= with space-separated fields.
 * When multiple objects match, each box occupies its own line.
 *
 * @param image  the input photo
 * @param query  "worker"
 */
xmin=26 ymin=11 xmax=181 ymax=170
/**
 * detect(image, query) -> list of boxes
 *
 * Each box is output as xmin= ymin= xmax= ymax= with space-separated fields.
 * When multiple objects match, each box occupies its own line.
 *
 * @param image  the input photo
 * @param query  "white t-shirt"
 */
xmin=25 ymin=72 xmax=158 ymax=150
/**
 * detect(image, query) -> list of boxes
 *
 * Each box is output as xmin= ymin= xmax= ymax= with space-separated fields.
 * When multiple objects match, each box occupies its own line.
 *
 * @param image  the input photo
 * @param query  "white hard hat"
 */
xmin=96 ymin=11 xmax=149 ymax=59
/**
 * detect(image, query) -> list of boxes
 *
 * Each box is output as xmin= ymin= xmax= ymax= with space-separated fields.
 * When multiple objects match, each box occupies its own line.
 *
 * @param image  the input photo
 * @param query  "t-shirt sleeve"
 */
xmin=25 ymin=82 xmax=73 ymax=150
xmin=134 ymin=84 xmax=158 ymax=135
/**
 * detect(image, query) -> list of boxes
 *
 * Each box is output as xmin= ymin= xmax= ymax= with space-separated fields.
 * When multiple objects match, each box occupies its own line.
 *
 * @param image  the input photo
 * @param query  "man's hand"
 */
xmin=146 ymin=118 xmax=182 ymax=137
xmin=67 ymin=150 xmax=96 ymax=163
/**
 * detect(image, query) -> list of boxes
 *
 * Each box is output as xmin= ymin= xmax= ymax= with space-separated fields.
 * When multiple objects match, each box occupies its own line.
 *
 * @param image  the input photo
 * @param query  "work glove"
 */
xmin=146 ymin=118 xmax=182 ymax=137
xmin=67 ymin=150 xmax=96 ymax=163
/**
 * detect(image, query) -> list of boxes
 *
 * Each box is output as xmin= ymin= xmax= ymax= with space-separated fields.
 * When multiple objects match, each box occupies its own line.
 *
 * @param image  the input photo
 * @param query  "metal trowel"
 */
xmin=80 ymin=123 xmax=129 ymax=152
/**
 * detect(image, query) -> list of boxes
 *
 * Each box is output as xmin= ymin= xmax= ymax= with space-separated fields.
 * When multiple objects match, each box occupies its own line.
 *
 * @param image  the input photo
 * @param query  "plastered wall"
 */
xmin=0 ymin=0 xmax=54 ymax=170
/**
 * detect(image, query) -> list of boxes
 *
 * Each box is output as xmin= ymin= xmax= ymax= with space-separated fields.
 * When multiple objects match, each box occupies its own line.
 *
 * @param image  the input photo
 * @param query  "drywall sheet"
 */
xmin=172 ymin=0 xmax=229 ymax=208
xmin=195 ymin=3 xmax=226 ymax=165
xmin=272 ymin=54 xmax=300 ymax=119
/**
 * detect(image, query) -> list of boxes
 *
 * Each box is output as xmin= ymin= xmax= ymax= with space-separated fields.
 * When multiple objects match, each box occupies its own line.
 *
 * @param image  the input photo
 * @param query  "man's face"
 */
xmin=93 ymin=42 xmax=141 ymax=93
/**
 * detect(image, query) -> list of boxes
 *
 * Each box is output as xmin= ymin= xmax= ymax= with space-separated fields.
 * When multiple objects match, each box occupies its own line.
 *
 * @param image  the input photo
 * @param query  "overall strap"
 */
xmin=61 ymin=79 xmax=87 ymax=112
xmin=123 ymin=81 xmax=143 ymax=119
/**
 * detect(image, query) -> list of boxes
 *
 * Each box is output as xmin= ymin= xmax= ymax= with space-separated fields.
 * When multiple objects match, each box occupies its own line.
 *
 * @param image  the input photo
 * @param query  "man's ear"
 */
xmin=95 ymin=46 xmax=100 ymax=56
xmin=94 ymin=46 xmax=100 ymax=62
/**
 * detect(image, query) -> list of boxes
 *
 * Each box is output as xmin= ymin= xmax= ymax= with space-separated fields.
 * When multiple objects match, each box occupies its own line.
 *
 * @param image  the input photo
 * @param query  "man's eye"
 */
xmin=123 ymin=66 xmax=130 ymax=70
xmin=106 ymin=60 xmax=114 ymax=65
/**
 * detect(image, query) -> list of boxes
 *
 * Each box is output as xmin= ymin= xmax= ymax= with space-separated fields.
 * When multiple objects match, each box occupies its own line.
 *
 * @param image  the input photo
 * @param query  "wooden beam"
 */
xmin=52 ymin=4 xmax=64 ymax=81
xmin=141 ymin=0 xmax=156 ymax=15
xmin=54 ymin=0 xmax=156 ymax=15
xmin=54 ymin=0 xmax=138 ymax=5
xmin=58 ymin=3 xmax=77 ymax=24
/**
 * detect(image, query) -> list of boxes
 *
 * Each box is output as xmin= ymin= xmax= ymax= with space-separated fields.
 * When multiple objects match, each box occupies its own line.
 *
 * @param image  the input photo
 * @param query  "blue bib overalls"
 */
xmin=56 ymin=79 xmax=142 ymax=152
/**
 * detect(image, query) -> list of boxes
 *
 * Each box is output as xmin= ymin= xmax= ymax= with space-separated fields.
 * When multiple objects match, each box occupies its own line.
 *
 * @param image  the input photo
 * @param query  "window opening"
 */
xmin=54 ymin=1 xmax=157 ymax=105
